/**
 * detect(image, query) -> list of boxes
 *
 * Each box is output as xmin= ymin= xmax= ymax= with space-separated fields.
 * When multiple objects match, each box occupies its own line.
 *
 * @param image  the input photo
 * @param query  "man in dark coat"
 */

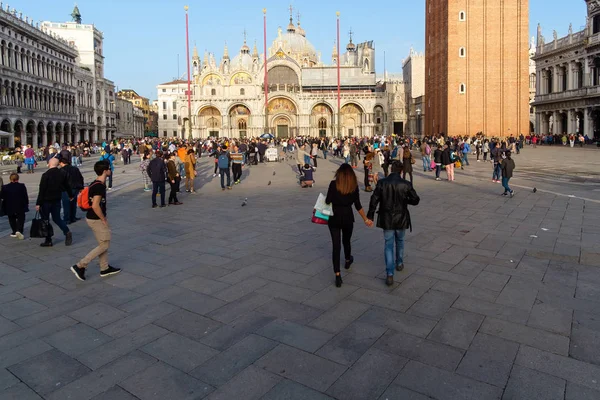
xmin=147 ymin=151 xmax=167 ymax=208
xmin=1 ymin=173 xmax=29 ymax=239
xmin=36 ymin=158 xmax=73 ymax=247
xmin=367 ymin=161 xmax=420 ymax=286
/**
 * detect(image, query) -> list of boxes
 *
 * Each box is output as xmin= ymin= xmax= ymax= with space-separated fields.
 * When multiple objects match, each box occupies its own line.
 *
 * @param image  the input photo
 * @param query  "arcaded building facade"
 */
xmin=158 ymin=12 xmax=407 ymax=139
xmin=532 ymin=0 xmax=600 ymax=140
xmin=425 ymin=0 xmax=530 ymax=138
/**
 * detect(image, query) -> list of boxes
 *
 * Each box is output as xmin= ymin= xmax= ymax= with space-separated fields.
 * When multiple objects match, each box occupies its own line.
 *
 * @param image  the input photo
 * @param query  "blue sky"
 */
xmin=16 ymin=0 xmax=587 ymax=100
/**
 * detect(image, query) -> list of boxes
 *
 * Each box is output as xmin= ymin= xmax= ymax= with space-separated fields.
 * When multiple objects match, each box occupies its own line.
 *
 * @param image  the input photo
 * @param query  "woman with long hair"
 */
xmin=325 ymin=164 xmax=373 ymax=287
xmin=184 ymin=148 xmax=197 ymax=193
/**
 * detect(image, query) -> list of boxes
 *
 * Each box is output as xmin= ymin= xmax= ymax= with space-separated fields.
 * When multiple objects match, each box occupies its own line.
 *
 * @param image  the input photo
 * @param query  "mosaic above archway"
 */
xmin=230 ymin=72 xmax=252 ymax=85
xmin=268 ymin=98 xmax=296 ymax=114
xmin=202 ymin=74 xmax=222 ymax=86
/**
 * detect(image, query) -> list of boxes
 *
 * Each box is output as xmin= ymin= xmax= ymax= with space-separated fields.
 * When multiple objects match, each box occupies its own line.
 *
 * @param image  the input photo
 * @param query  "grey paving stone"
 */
xmin=261 ymin=379 xmax=335 ymax=400
xmin=456 ymin=333 xmax=519 ymax=387
xmin=570 ymin=313 xmax=600 ymax=365
xmin=68 ymin=302 xmax=128 ymax=329
xmin=120 ymin=361 xmax=213 ymax=400
xmin=565 ymin=382 xmax=600 ymax=400
xmin=327 ymin=347 xmax=408 ymax=400
xmin=0 ymin=339 xmax=52 ymax=369
xmin=177 ymin=275 xmax=231 ymax=295
xmin=0 ymin=292 xmax=23 ymax=306
xmin=0 ymin=367 xmax=18 ymax=390
xmin=378 ymin=385 xmax=432 ymax=400
xmin=394 ymin=360 xmax=502 ymax=400
xmin=309 ymin=299 xmax=371 ymax=334
xmin=515 ymin=345 xmax=600 ymax=392
xmin=407 ymin=290 xmax=458 ymax=320
xmin=207 ymin=293 xmax=272 ymax=323
xmin=0 ymin=315 xmax=19 ymax=337
xmin=192 ymin=334 xmax=277 ymax=386
xmin=255 ymin=344 xmax=347 ymax=392
xmin=212 ymin=277 xmax=269 ymax=302
xmin=8 ymin=349 xmax=90 ymax=395
xmin=357 ymin=307 xmax=437 ymax=338
xmin=118 ymin=285 xmax=184 ymax=313
xmin=302 ymin=283 xmax=360 ymax=310
xmin=452 ymin=295 xmax=530 ymax=324
xmin=350 ymin=287 xmax=415 ymax=312
xmin=480 ymin=317 xmax=570 ymax=356
xmin=100 ymin=302 xmax=180 ymax=337
xmin=141 ymin=332 xmax=219 ymax=373
xmin=415 ymin=267 xmax=475 ymax=285
xmin=427 ymin=308 xmax=484 ymax=350
xmin=43 ymin=323 xmax=112 ymax=357
xmin=78 ymin=324 xmax=169 ymax=370
xmin=256 ymin=282 xmax=316 ymax=302
xmin=45 ymin=351 xmax=158 ymax=400
xmin=316 ymin=322 xmax=387 ymax=366
xmin=205 ymin=365 xmax=281 ymax=400
xmin=166 ymin=290 xmax=226 ymax=316
xmin=471 ymin=271 xmax=511 ymax=292
xmin=89 ymin=385 xmax=139 ymax=400
xmin=502 ymin=365 xmax=565 ymax=400
xmin=199 ymin=311 xmax=276 ymax=351
xmin=154 ymin=309 xmax=223 ymax=342
xmin=0 ymin=297 xmax=47 ymax=321
xmin=16 ymin=282 xmax=68 ymax=305
xmin=0 ymin=382 xmax=44 ymax=400
xmin=218 ymin=264 xmax=270 ymax=284
xmin=256 ymin=299 xmax=323 ymax=325
xmin=433 ymin=280 xmax=500 ymax=302
xmin=375 ymin=329 xmax=464 ymax=371
xmin=527 ymin=302 xmax=572 ymax=336
xmin=495 ymin=278 xmax=538 ymax=311
xmin=391 ymin=274 xmax=438 ymax=300
xmin=257 ymin=319 xmax=333 ymax=353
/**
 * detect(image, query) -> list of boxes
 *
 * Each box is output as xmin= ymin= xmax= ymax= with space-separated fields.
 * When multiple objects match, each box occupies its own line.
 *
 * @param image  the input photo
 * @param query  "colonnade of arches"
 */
xmin=1 ymin=79 xmax=76 ymax=114
xmin=0 ymin=118 xmax=91 ymax=148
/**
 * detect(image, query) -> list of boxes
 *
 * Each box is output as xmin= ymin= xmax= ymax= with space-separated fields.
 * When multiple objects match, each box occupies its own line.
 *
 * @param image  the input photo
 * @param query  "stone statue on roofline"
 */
xmin=71 ymin=4 xmax=82 ymax=24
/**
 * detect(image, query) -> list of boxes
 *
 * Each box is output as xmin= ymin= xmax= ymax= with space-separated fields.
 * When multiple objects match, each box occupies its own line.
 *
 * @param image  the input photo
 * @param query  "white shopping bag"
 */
xmin=314 ymin=193 xmax=334 ymax=216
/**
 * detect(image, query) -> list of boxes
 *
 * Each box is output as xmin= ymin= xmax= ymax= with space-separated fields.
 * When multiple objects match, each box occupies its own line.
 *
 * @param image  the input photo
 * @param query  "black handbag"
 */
xmin=30 ymin=212 xmax=54 ymax=238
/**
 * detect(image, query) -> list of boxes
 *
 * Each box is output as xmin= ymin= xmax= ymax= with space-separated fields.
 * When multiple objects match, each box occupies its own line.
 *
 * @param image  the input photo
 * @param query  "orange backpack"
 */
xmin=77 ymin=182 xmax=101 ymax=211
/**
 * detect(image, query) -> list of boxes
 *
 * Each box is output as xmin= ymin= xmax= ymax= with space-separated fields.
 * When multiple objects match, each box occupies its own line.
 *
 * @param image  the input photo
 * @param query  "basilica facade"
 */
xmin=158 ymin=14 xmax=406 ymax=139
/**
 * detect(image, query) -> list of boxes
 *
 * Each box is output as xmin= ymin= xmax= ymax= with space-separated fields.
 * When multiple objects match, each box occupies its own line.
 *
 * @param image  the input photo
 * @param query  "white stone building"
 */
xmin=0 ymin=3 xmax=78 ymax=148
xmin=133 ymin=107 xmax=144 ymax=138
xmin=533 ymin=0 xmax=600 ymax=139
xmin=41 ymin=6 xmax=116 ymax=143
xmin=115 ymin=98 xmax=133 ymax=137
xmin=159 ymin=12 xmax=405 ymax=139
xmin=403 ymin=48 xmax=425 ymax=136
xmin=157 ymin=79 xmax=187 ymax=138
xmin=529 ymin=37 xmax=537 ymax=133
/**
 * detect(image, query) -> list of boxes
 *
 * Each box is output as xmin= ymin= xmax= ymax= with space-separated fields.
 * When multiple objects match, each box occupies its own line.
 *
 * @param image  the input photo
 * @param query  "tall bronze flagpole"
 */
xmin=263 ymin=8 xmax=269 ymax=135
xmin=184 ymin=5 xmax=192 ymax=140
xmin=336 ymin=11 xmax=341 ymax=138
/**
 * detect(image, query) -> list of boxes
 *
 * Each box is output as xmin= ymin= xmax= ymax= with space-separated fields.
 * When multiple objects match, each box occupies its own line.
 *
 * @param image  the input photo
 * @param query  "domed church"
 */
xmin=158 ymin=11 xmax=406 ymax=139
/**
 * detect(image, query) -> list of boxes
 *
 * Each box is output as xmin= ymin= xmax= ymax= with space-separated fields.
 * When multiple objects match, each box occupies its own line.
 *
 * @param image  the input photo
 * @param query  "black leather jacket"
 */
xmin=367 ymin=173 xmax=420 ymax=231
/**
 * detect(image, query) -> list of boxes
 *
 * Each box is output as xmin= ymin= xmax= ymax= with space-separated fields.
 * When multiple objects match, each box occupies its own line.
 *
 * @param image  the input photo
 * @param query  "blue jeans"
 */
xmin=323 ymin=150 xmax=328 ymax=159
xmin=61 ymin=190 xmax=78 ymax=223
xmin=435 ymin=164 xmax=441 ymax=178
xmin=462 ymin=153 xmax=469 ymax=166
xmin=41 ymin=201 xmax=70 ymax=240
xmin=502 ymin=177 xmax=512 ymax=193
xmin=178 ymin=163 xmax=185 ymax=178
xmin=384 ymin=229 xmax=405 ymax=276
xmin=220 ymin=168 xmax=231 ymax=188
xmin=422 ymin=155 xmax=431 ymax=171
xmin=493 ymin=163 xmax=501 ymax=181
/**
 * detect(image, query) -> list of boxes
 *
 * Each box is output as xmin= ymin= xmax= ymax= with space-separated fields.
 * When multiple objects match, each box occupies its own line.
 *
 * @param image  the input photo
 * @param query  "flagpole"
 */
xmin=184 ymin=5 xmax=192 ymax=140
xmin=336 ymin=11 xmax=341 ymax=139
xmin=263 ymin=8 xmax=269 ymax=135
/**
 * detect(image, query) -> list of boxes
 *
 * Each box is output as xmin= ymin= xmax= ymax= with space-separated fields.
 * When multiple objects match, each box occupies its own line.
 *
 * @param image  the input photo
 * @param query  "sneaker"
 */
xmin=152 ymin=204 xmax=158 ymax=208
xmin=16 ymin=232 xmax=24 ymax=240
xmin=212 ymin=174 xmax=217 ymax=177
xmin=385 ymin=275 xmax=394 ymax=286
xmin=218 ymin=173 xmax=221 ymax=177
xmin=9 ymin=234 xmax=17 ymax=238
xmin=396 ymin=263 xmax=404 ymax=272
xmin=502 ymin=192 xmax=508 ymax=196
xmin=435 ymin=177 xmax=441 ymax=181
xmin=100 ymin=265 xmax=121 ymax=277
xmin=510 ymin=191 xmax=515 ymax=198
xmin=65 ymin=232 xmax=73 ymax=246
xmin=144 ymin=188 xmax=151 ymax=192
xmin=70 ymin=265 xmax=86 ymax=281
xmin=40 ymin=241 xmax=53 ymax=247
xmin=227 ymin=186 xmax=232 ymax=190
xmin=159 ymin=205 xmax=167 ymax=208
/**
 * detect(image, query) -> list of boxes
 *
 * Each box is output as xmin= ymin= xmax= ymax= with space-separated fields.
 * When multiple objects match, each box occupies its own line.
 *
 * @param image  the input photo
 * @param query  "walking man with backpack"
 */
xmin=461 ymin=140 xmax=471 ymax=166
xmin=71 ymin=161 xmax=120 ymax=281
xmin=218 ymin=146 xmax=232 ymax=190
xmin=59 ymin=154 xmax=84 ymax=225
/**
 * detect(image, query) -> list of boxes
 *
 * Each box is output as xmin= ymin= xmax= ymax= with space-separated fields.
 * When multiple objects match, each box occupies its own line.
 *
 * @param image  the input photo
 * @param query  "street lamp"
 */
xmin=416 ymin=108 xmax=422 ymax=137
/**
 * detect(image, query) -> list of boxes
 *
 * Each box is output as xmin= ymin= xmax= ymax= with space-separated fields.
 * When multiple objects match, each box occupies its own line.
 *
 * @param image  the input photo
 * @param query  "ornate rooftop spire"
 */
xmin=223 ymin=41 xmax=229 ymax=59
xmin=346 ymin=28 xmax=356 ymax=51
xmin=287 ymin=4 xmax=296 ymax=33
xmin=193 ymin=44 xmax=199 ymax=59
xmin=71 ymin=3 xmax=82 ymax=24
xmin=252 ymin=40 xmax=259 ymax=58
xmin=296 ymin=10 xmax=306 ymax=37
xmin=240 ymin=29 xmax=250 ymax=54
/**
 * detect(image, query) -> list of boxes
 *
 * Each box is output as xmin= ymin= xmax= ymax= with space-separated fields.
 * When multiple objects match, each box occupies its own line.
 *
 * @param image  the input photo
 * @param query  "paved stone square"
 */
xmin=1 ymin=145 xmax=600 ymax=399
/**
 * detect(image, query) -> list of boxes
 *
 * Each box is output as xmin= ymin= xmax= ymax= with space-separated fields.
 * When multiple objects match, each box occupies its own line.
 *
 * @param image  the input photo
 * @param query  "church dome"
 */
xmin=271 ymin=28 xmax=318 ymax=65
xmin=231 ymin=52 xmax=253 ymax=71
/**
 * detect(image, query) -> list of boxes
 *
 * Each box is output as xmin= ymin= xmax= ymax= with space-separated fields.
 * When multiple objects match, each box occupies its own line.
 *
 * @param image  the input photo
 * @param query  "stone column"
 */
xmin=585 ymin=59 xmax=591 ymax=87
xmin=536 ymin=69 xmax=542 ymax=95
xmin=535 ymin=113 xmax=541 ymax=135
xmin=568 ymin=109 xmax=575 ymax=134
xmin=552 ymin=111 xmax=559 ymax=134
xmin=32 ymin=130 xmax=38 ymax=149
xmin=568 ymin=63 xmax=574 ymax=90
xmin=584 ymin=108 xmax=592 ymax=138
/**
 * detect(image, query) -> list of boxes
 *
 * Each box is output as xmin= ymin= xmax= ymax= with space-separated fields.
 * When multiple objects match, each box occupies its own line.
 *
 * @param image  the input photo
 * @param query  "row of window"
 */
xmin=163 ymin=114 xmax=177 ymax=120
xmin=0 ymin=25 xmax=75 ymax=62
xmin=0 ymin=41 xmax=74 ymax=85
xmin=162 ymin=101 xmax=177 ymax=110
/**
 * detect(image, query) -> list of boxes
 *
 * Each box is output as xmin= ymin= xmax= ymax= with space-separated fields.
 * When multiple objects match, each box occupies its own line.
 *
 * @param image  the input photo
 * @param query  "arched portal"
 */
xmin=25 ymin=120 xmax=35 ymax=146
xmin=274 ymin=116 xmax=291 ymax=138
xmin=199 ymin=106 xmax=221 ymax=138
xmin=46 ymin=121 xmax=54 ymax=145
xmin=55 ymin=122 xmax=63 ymax=144
xmin=0 ymin=119 xmax=11 ymax=148
xmin=229 ymin=104 xmax=250 ymax=138
xmin=63 ymin=123 xmax=70 ymax=144
xmin=373 ymin=105 xmax=385 ymax=135
xmin=341 ymin=103 xmax=363 ymax=137
xmin=311 ymin=103 xmax=333 ymax=137
xmin=13 ymin=120 xmax=23 ymax=148
xmin=268 ymin=97 xmax=297 ymax=137
xmin=37 ymin=121 xmax=45 ymax=147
